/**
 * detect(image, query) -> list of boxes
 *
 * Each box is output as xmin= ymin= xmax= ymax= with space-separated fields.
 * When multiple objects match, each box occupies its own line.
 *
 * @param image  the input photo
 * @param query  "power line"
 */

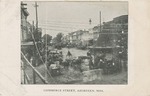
xmin=39 ymin=24 xmax=77 ymax=29
xmin=28 ymin=20 xmax=95 ymax=30
xmin=41 ymin=20 xmax=98 ymax=25
xmin=27 ymin=20 xmax=98 ymax=31
xmin=39 ymin=27 xmax=72 ymax=32
xmin=39 ymin=27 xmax=128 ymax=35
xmin=28 ymin=19 xmax=98 ymax=25
xmin=38 ymin=25 xmax=91 ymax=31
xmin=38 ymin=23 xmax=95 ymax=31
xmin=38 ymin=22 xmax=94 ymax=27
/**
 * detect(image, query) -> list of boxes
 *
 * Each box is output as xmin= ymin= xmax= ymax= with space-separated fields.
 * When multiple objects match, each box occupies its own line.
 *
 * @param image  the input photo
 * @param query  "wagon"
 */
xmin=49 ymin=61 xmax=61 ymax=76
xmin=89 ymin=47 xmax=122 ymax=74
xmin=77 ymin=56 xmax=94 ymax=71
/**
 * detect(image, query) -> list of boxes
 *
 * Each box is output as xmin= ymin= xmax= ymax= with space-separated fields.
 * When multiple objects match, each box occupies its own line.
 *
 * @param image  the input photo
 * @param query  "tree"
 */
xmin=116 ymin=34 xmax=128 ymax=61
xmin=42 ymin=34 xmax=52 ymax=44
xmin=56 ymin=33 xmax=63 ymax=43
xmin=33 ymin=29 xmax=42 ymax=42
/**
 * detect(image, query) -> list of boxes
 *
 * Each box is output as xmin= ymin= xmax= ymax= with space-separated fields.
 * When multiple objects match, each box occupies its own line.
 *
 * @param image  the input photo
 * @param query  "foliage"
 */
xmin=33 ymin=29 xmax=42 ymax=42
xmin=42 ymin=34 xmax=52 ymax=44
xmin=55 ymin=33 xmax=63 ymax=43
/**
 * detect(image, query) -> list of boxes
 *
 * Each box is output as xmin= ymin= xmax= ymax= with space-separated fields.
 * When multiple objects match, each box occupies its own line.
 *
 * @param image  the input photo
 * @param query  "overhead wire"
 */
xmin=28 ymin=19 xmax=98 ymax=25
xmin=28 ymin=19 xmax=98 ymax=34
xmin=38 ymin=27 xmax=75 ymax=32
xmin=38 ymin=22 xmax=96 ymax=28
xmin=38 ymin=23 xmax=95 ymax=30
xmin=39 ymin=24 xmax=79 ymax=29
xmin=38 ymin=23 xmax=95 ymax=33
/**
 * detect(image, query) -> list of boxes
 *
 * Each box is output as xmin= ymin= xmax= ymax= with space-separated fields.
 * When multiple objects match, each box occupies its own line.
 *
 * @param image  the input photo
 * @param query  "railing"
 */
xmin=21 ymin=52 xmax=48 ymax=84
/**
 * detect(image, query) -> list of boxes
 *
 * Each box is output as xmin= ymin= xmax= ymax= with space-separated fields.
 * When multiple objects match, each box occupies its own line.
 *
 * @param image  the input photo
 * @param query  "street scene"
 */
xmin=21 ymin=1 xmax=128 ymax=84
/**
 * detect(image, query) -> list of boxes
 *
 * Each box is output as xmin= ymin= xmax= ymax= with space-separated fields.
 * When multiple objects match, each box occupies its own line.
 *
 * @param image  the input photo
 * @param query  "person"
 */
xmin=25 ymin=52 xmax=31 ymax=62
xmin=89 ymin=58 xmax=94 ymax=70
xmin=66 ymin=50 xmax=72 ymax=60
xmin=58 ymin=55 xmax=63 ymax=65
xmin=98 ymin=53 xmax=105 ymax=69
xmin=87 ymin=51 xmax=91 ymax=57
xmin=94 ymin=54 xmax=100 ymax=69
xmin=59 ymin=51 xmax=63 ymax=56
xmin=59 ymin=51 xmax=63 ymax=59
xmin=30 ymin=56 xmax=36 ymax=67
xmin=75 ymin=58 xmax=82 ymax=72
xmin=63 ymin=59 xmax=70 ymax=69
xmin=67 ymin=50 xmax=72 ymax=57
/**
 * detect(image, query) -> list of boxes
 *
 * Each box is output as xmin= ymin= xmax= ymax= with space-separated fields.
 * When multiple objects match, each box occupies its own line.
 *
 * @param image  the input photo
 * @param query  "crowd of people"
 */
xmin=22 ymin=45 xmax=123 ymax=76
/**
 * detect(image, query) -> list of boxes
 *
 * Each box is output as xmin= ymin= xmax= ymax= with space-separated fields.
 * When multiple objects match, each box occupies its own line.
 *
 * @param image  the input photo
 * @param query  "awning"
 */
xmin=21 ymin=42 xmax=35 ymax=46
xmin=88 ymin=46 xmax=114 ymax=49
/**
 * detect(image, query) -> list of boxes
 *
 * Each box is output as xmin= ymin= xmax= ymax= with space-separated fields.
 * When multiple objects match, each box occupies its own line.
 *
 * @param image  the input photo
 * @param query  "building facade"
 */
xmin=21 ymin=2 xmax=30 ymax=42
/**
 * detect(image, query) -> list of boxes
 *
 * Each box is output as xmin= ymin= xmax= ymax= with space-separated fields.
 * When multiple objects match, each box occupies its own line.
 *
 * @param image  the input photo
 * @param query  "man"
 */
xmin=66 ymin=50 xmax=72 ymax=60
xmin=67 ymin=50 xmax=72 ymax=57
xmin=94 ymin=54 xmax=100 ymax=69
xmin=89 ymin=57 xmax=94 ymax=70
xmin=87 ymin=51 xmax=91 ymax=57
xmin=30 ymin=56 xmax=36 ymax=67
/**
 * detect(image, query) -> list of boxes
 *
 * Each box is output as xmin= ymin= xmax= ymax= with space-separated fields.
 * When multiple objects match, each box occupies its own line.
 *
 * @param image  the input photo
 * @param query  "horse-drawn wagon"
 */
xmin=89 ymin=47 xmax=122 ymax=74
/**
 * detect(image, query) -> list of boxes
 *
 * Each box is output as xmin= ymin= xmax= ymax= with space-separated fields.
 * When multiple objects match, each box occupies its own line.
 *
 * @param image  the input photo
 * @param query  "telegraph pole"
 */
xmin=35 ymin=2 xmax=38 ymax=31
xmin=32 ymin=21 xmax=36 ymax=84
xmin=45 ymin=29 xmax=48 ymax=80
xmin=34 ymin=2 xmax=38 ymax=74
xmin=99 ymin=11 xmax=101 ymax=36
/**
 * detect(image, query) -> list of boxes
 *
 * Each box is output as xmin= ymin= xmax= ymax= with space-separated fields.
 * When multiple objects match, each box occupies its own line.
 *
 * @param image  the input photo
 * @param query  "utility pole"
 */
xmin=32 ymin=21 xmax=36 ymax=84
xmin=34 ymin=2 xmax=38 ymax=32
xmin=99 ymin=11 xmax=101 ymax=36
xmin=45 ymin=29 xmax=48 ymax=81
xmin=89 ymin=18 xmax=92 ymax=25
xmin=34 ymin=2 xmax=38 ymax=73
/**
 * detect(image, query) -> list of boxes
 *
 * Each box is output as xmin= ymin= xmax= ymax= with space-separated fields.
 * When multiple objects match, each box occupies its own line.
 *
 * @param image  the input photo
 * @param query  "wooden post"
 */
xmin=22 ymin=61 xmax=26 ymax=84
xmin=99 ymin=11 xmax=101 ymax=35
xmin=21 ymin=52 xmax=48 ymax=84
xmin=45 ymin=29 xmax=48 ymax=80
xmin=24 ymin=72 xmax=30 ymax=84
xmin=34 ymin=2 xmax=38 ymax=31
xmin=24 ymin=70 xmax=26 ymax=84
xmin=31 ymin=58 xmax=36 ymax=84
xmin=45 ymin=61 xmax=48 ymax=81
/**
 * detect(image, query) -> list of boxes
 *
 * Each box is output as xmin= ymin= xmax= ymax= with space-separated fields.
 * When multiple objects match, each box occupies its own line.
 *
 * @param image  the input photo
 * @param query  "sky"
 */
xmin=24 ymin=1 xmax=128 ymax=37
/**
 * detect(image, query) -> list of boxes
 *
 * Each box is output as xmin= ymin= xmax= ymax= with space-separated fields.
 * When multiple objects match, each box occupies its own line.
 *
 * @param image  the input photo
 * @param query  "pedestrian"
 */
xmin=67 ymin=50 xmax=72 ymax=57
xmin=30 ymin=56 xmax=36 ymax=67
xmin=89 ymin=58 xmax=94 ymax=70
xmin=87 ymin=51 xmax=91 ymax=57
xmin=94 ymin=54 xmax=100 ymax=69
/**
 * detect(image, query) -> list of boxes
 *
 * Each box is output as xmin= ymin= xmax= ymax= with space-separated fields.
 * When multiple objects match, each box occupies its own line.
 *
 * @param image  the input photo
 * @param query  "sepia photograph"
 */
xmin=21 ymin=1 xmax=128 ymax=84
